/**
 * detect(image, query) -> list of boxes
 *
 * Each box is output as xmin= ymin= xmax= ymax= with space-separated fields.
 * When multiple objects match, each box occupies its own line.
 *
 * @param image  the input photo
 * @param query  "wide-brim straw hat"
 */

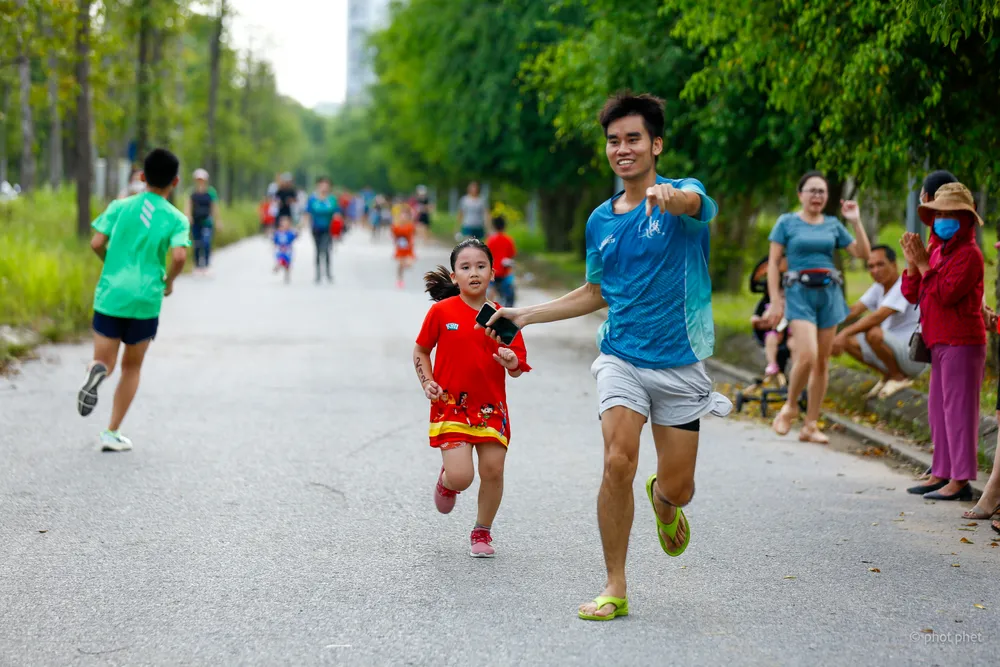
xmin=918 ymin=182 xmax=984 ymax=226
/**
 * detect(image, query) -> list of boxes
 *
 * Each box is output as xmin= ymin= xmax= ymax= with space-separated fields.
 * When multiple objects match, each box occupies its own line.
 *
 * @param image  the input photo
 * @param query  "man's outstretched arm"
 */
xmin=486 ymin=282 xmax=605 ymax=333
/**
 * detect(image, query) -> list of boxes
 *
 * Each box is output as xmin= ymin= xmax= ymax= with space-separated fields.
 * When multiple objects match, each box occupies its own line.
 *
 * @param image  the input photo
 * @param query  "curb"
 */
xmin=704 ymin=358 xmax=986 ymax=497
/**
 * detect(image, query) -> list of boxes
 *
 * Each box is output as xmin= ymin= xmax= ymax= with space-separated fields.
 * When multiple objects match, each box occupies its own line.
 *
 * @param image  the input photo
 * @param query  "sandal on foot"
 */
xmin=799 ymin=423 xmax=829 ymax=444
xmin=772 ymin=407 xmax=795 ymax=436
xmin=992 ymin=520 xmax=1000 ymax=536
xmin=646 ymin=474 xmax=690 ymax=557
xmin=578 ymin=595 xmax=629 ymax=621
xmin=963 ymin=501 xmax=1000 ymax=520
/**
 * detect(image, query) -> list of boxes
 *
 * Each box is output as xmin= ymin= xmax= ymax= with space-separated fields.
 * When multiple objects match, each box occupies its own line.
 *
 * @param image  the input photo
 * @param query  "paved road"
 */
xmin=1 ymin=230 xmax=996 ymax=666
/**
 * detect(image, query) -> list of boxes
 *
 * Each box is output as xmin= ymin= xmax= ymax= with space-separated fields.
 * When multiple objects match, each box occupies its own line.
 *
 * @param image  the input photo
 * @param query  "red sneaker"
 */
xmin=470 ymin=528 xmax=495 ymax=558
xmin=434 ymin=467 xmax=459 ymax=514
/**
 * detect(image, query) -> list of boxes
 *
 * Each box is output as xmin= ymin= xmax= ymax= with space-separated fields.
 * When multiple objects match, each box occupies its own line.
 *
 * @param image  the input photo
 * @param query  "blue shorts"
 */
xmin=93 ymin=311 xmax=159 ymax=345
xmin=461 ymin=226 xmax=485 ymax=240
xmin=785 ymin=283 xmax=848 ymax=330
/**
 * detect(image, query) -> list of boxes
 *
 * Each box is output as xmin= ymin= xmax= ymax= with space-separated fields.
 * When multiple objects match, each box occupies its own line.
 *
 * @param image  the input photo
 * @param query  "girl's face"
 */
xmin=317 ymin=181 xmax=330 ymax=196
xmin=451 ymin=247 xmax=493 ymax=298
xmin=798 ymin=176 xmax=828 ymax=215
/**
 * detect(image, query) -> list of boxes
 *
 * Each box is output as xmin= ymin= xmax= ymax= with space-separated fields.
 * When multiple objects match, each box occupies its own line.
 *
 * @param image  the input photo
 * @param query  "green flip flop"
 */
xmin=578 ymin=595 xmax=629 ymax=621
xmin=646 ymin=473 xmax=690 ymax=557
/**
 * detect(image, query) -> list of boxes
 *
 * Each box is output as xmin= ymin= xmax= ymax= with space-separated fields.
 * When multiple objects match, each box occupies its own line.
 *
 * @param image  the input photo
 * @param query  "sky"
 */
xmin=228 ymin=0 xmax=348 ymax=108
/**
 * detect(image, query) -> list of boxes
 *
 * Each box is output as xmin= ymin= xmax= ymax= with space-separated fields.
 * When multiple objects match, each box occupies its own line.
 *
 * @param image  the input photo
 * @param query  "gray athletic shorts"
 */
xmin=590 ymin=353 xmax=733 ymax=427
xmin=855 ymin=332 xmax=927 ymax=378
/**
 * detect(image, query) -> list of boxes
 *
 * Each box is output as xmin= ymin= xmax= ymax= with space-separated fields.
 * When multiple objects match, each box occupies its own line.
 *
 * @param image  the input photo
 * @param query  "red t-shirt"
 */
xmin=487 ymin=232 xmax=517 ymax=279
xmin=416 ymin=296 xmax=530 ymax=448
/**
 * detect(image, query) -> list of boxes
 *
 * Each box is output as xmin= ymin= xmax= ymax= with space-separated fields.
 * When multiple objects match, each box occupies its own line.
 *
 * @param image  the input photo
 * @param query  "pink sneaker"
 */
xmin=470 ymin=528 xmax=495 ymax=558
xmin=434 ymin=467 xmax=458 ymax=514
xmin=764 ymin=363 xmax=780 ymax=376
xmin=396 ymin=279 xmax=405 ymax=289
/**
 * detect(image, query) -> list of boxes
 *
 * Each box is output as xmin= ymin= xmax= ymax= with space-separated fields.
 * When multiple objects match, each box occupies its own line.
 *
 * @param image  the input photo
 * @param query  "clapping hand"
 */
xmin=901 ymin=233 xmax=930 ymax=273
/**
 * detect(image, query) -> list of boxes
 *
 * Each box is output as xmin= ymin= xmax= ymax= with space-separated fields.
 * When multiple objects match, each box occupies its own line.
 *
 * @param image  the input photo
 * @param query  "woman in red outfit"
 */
xmin=901 ymin=183 xmax=986 ymax=502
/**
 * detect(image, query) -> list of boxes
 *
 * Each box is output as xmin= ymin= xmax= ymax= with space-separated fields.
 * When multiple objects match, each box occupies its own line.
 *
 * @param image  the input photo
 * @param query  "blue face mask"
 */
xmin=933 ymin=218 xmax=961 ymax=240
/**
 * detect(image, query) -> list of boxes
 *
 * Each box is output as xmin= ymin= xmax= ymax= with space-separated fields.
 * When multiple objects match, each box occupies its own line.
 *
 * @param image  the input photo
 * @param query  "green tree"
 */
xmin=368 ymin=0 xmax=600 ymax=252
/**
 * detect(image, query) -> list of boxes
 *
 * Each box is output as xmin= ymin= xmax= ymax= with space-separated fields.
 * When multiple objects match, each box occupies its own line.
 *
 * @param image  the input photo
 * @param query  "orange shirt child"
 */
xmin=392 ymin=220 xmax=416 ymax=259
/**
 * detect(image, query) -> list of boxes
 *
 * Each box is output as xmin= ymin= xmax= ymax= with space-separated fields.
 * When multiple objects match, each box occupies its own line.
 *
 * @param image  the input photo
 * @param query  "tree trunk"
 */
xmin=151 ymin=27 xmax=169 ymax=147
xmin=206 ymin=0 xmax=226 ymax=178
xmin=238 ymin=47 xmax=253 ymax=202
xmin=723 ymin=196 xmax=754 ymax=293
xmin=105 ymin=136 xmax=121 ymax=201
xmin=824 ymin=172 xmax=848 ymax=294
xmin=538 ymin=187 xmax=577 ymax=253
xmin=136 ymin=0 xmax=151 ymax=159
xmin=45 ymin=21 xmax=63 ymax=189
xmin=75 ymin=0 xmax=93 ymax=238
xmin=0 ymin=79 xmax=9 ymax=183
xmin=16 ymin=0 xmax=37 ymax=194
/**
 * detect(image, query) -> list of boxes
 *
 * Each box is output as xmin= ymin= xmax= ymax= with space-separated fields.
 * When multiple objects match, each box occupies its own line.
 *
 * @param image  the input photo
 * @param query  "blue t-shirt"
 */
xmin=274 ymin=229 xmax=297 ymax=256
xmin=585 ymin=176 xmax=719 ymax=369
xmin=306 ymin=195 xmax=340 ymax=231
xmin=768 ymin=213 xmax=854 ymax=272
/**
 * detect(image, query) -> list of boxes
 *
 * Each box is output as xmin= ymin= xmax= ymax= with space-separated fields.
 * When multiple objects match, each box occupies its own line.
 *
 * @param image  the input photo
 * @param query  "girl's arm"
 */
xmin=413 ymin=344 xmax=442 ymax=399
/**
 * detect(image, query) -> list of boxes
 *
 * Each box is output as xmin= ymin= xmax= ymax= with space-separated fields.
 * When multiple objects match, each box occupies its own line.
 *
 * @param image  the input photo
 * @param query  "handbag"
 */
xmin=908 ymin=325 xmax=931 ymax=363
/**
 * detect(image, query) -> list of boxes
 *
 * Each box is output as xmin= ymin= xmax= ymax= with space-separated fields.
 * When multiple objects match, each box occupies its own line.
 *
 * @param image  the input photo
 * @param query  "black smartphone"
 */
xmin=476 ymin=302 xmax=519 ymax=345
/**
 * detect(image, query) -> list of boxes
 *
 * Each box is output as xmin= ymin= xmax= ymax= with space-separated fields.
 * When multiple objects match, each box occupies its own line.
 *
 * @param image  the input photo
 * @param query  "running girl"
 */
xmin=412 ymin=239 xmax=531 ymax=557
xmin=392 ymin=205 xmax=416 ymax=288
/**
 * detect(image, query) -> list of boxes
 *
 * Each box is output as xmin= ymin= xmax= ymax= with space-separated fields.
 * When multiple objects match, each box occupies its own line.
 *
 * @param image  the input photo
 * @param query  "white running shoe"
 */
xmin=77 ymin=362 xmax=108 ymax=417
xmin=99 ymin=430 xmax=133 ymax=452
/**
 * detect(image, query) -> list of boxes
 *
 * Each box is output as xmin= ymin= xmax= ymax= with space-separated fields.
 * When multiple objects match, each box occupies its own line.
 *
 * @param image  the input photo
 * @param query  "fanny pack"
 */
xmin=782 ymin=269 xmax=844 ymax=289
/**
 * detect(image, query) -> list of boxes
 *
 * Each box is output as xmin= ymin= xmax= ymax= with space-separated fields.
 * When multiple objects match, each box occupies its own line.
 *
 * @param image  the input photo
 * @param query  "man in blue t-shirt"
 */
xmin=483 ymin=92 xmax=731 ymax=621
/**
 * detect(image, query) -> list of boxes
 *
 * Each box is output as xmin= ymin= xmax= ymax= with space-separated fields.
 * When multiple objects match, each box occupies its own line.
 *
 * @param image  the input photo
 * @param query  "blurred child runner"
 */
xmin=76 ymin=148 xmax=190 ymax=452
xmin=413 ymin=239 xmax=531 ymax=557
xmin=392 ymin=205 xmax=417 ymax=288
xmin=750 ymin=256 xmax=790 ymax=379
xmin=486 ymin=214 xmax=517 ymax=307
xmin=273 ymin=216 xmax=298 ymax=283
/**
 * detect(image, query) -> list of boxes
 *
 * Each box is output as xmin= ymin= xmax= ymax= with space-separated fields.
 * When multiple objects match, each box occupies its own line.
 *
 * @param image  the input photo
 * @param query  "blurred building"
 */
xmin=346 ymin=0 xmax=391 ymax=102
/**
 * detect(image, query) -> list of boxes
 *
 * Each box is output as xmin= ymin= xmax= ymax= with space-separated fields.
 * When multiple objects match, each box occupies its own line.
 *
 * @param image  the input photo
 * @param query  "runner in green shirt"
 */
xmin=77 ymin=148 xmax=191 ymax=452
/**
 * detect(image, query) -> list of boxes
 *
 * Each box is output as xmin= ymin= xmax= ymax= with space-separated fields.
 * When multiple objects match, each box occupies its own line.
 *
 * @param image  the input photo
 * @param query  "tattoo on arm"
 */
xmin=414 ymin=356 xmax=430 ymax=386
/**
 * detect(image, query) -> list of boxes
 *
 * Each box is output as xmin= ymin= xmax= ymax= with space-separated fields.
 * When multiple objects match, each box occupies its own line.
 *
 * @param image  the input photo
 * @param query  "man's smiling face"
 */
xmin=605 ymin=114 xmax=662 ymax=181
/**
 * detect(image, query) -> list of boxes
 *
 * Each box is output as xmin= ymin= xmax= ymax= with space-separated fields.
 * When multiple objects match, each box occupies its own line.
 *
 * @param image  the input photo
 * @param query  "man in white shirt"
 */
xmin=831 ymin=244 xmax=927 ymax=399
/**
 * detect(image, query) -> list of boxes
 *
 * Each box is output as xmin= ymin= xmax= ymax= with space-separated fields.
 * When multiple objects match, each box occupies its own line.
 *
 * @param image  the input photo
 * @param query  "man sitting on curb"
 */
xmin=831 ymin=244 xmax=926 ymax=399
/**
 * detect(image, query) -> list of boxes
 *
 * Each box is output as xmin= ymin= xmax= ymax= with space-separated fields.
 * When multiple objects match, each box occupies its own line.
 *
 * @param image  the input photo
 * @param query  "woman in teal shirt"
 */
xmin=766 ymin=171 xmax=871 ymax=442
xmin=303 ymin=176 xmax=341 ymax=283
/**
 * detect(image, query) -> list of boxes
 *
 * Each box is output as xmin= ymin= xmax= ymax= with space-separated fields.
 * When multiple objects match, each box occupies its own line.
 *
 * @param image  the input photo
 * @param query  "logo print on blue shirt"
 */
xmin=600 ymin=234 xmax=616 ymax=250
xmin=446 ymin=323 xmax=459 ymax=330
xmin=638 ymin=215 xmax=664 ymax=239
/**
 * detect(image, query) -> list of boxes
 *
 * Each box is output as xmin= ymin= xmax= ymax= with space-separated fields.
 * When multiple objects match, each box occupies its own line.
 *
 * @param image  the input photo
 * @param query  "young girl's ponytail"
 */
xmin=424 ymin=266 xmax=461 ymax=301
